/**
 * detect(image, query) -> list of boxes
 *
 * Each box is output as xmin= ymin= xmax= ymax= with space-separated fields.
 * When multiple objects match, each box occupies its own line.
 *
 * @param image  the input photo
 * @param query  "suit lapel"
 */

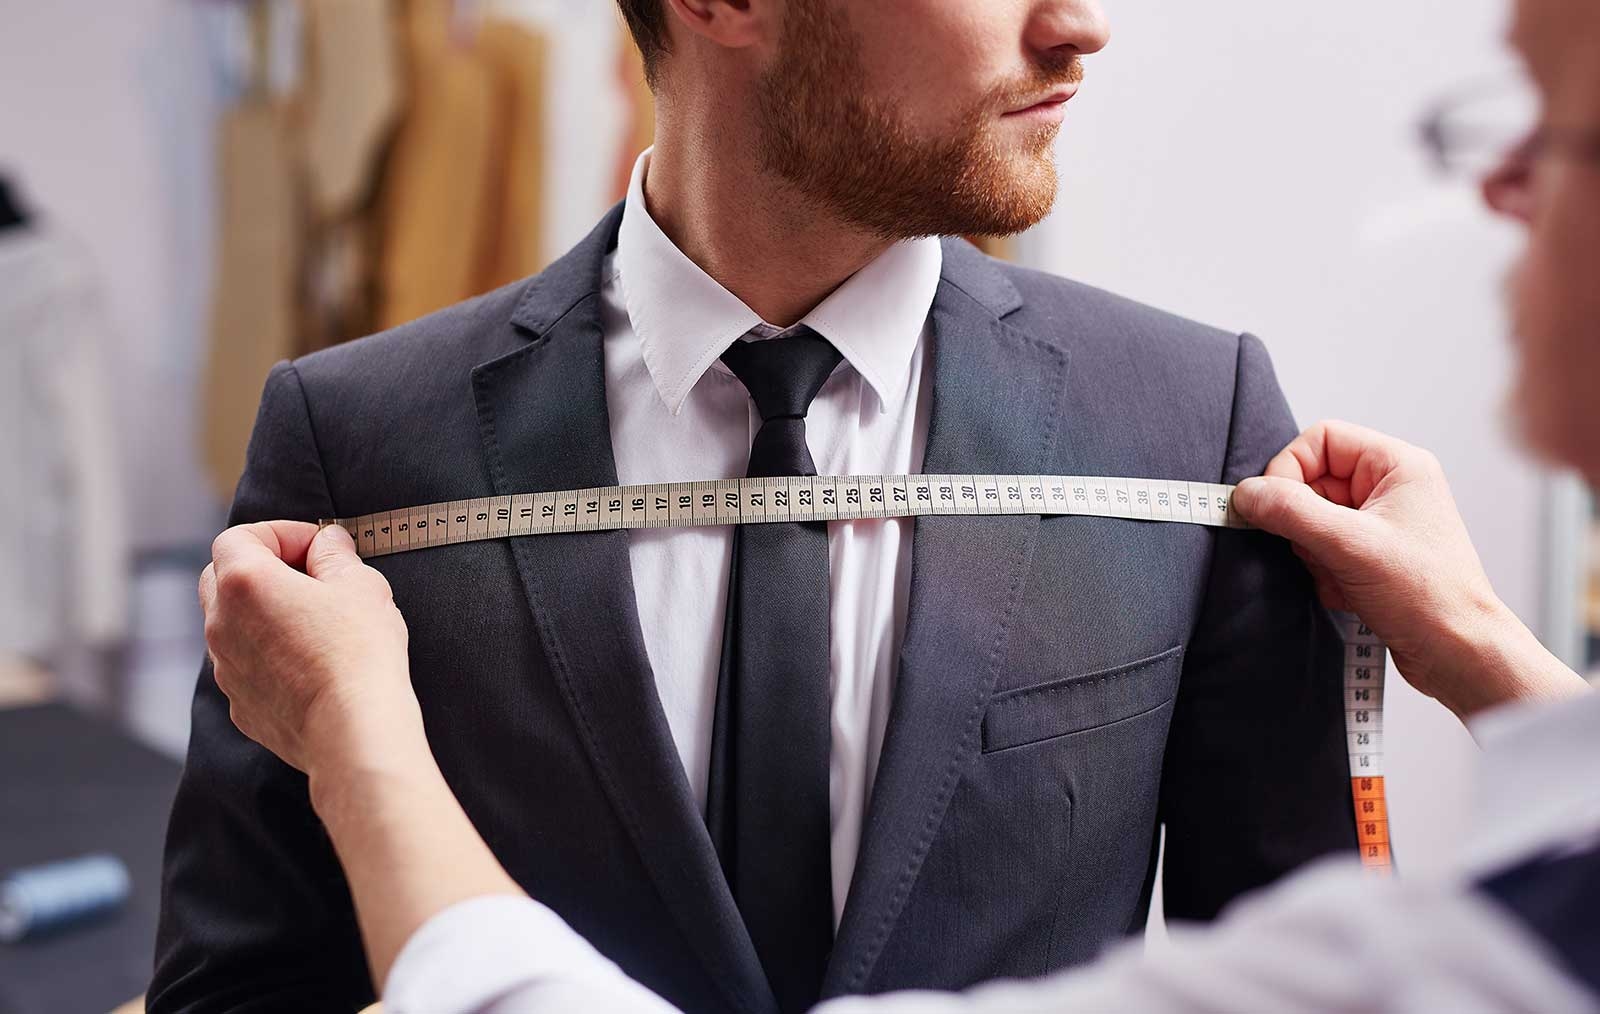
xmin=473 ymin=206 xmax=778 ymax=1014
xmin=825 ymin=240 xmax=1072 ymax=995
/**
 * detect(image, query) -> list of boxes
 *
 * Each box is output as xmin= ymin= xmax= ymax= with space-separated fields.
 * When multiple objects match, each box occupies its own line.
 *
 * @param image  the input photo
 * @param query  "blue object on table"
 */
xmin=0 ymin=854 xmax=130 ymax=943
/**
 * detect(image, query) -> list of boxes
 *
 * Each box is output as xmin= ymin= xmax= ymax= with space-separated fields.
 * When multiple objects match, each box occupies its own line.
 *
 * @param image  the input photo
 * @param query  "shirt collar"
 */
xmin=614 ymin=148 xmax=943 ymax=416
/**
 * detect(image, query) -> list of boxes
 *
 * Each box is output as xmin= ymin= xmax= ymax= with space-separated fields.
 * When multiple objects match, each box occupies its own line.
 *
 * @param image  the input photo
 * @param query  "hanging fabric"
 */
xmin=201 ymin=96 xmax=301 ymax=500
xmin=375 ymin=0 xmax=497 ymax=329
xmin=0 ymin=220 xmax=129 ymax=658
xmin=297 ymin=0 xmax=403 ymax=355
xmin=375 ymin=0 xmax=551 ymax=327
xmin=473 ymin=18 xmax=549 ymax=292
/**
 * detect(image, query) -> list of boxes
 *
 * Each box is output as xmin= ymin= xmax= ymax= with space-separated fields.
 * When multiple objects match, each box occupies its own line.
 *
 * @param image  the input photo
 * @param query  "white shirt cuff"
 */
xmin=384 ymin=894 xmax=633 ymax=1014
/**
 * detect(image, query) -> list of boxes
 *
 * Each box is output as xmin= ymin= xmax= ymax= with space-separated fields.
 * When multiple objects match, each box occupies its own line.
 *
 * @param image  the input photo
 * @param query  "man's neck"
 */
xmin=643 ymin=132 xmax=894 ymax=328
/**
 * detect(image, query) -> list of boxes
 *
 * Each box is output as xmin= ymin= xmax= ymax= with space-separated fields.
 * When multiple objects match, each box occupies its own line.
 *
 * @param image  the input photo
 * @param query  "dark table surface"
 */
xmin=0 ymin=703 xmax=182 ymax=1014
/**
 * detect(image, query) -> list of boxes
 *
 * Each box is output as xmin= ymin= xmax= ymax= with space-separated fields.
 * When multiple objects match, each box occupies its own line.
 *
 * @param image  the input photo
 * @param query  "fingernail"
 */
xmin=1231 ymin=477 xmax=1264 ymax=516
xmin=322 ymin=524 xmax=355 ymax=548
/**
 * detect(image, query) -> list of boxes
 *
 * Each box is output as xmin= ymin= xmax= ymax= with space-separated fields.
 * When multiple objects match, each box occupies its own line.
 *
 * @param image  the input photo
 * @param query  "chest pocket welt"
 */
xmin=981 ymin=645 xmax=1184 ymax=754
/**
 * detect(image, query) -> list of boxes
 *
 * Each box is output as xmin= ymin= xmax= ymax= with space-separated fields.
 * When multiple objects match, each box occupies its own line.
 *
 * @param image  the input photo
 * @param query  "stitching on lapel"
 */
xmin=848 ymin=303 xmax=1070 ymax=986
xmin=471 ymin=332 xmax=757 ymax=1014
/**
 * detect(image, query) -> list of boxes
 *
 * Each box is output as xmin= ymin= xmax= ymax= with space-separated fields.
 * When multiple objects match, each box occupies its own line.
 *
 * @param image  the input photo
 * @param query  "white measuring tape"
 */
xmin=323 ymin=472 xmax=1392 ymax=872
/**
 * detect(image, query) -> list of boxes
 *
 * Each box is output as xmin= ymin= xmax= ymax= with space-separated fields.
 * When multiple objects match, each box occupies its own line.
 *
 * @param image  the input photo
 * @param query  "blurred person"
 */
xmin=157 ymin=1 xmax=1426 ymax=1011
xmin=187 ymin=0 xmax=1600 ymax=1010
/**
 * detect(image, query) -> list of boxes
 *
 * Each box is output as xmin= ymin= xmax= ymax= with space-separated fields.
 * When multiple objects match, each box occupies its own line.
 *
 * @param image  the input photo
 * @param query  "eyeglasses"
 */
xmin=1420 ymin=70 xmax=1600 ymax=178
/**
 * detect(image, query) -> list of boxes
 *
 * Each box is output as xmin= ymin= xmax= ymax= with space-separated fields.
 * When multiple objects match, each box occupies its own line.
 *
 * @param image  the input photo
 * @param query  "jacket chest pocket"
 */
xmin=981 ymin=645 xmax=1184 ymax=753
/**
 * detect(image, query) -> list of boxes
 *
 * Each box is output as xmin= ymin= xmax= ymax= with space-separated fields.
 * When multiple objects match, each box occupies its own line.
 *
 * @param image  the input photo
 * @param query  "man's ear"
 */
xmin=662 ymin=0 xmax=774 ymax=53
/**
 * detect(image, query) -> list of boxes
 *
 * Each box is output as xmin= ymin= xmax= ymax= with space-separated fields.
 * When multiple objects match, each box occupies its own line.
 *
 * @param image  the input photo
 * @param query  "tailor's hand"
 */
xmin=199 ymin=522 xmax=423 ymax=778
xmin=1231 ymin=420 xmax=1588 ymax=720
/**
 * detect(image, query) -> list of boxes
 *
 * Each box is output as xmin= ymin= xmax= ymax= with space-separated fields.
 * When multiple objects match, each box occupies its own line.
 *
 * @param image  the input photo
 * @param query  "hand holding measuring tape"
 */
xmin=199 ymin=521 xmax=424 ymax=778
xmin=202 ymin=421 xmax=1585 ymax=883
xmin=1231 ymin=420 xmax=1588 ymax=723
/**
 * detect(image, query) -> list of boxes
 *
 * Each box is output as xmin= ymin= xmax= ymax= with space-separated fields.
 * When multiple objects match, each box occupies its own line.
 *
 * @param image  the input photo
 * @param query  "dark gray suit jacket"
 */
xmin=151 ymin=206 xmax=1356 ymax=1013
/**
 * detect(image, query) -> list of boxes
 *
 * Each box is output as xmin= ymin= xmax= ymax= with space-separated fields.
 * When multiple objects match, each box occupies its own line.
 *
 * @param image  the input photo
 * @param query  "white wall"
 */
xmin=1027 ymin=0 xmax=1540 ymax=872
xmin=0 ymin=0 xmax=222 ymax=551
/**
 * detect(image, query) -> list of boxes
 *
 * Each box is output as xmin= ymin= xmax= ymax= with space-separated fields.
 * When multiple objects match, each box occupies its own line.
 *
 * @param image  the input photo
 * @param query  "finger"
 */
xmin=198 ymin=563 xmax=218 ymax=619
xmin=1300 ymin=558 xmax=1350 ymax=612
xmin=1314 ymin=580 xmax=1350 ymax=613
xmin=1264 ymin=421 xmax=1411 ymax=510
xmin=305 ymin=524 xmax=379 ymax=588
xmin=1230 ymin=474 xmax=1359 ymax=555
xmin=1309 ymin=475 xmax=1353 ymax=509
xmin=1317 ymin=421 xmax=1418 ymax=507
xmin=1271 ymin=419 xmax=1388 ymax=480
xmin=1262 ymin=439 xmax=1311 ymax=483
xmin=212 ymin=521 xmax=324 ymax=577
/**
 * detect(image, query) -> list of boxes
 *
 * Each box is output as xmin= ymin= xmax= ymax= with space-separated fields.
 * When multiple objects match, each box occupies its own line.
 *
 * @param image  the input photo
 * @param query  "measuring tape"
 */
xmin=323 ymin=472 xmax=1392 ymax=873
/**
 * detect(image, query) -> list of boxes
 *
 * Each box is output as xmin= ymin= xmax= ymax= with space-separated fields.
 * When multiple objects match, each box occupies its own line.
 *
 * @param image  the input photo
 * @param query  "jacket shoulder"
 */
xmin=291 ymin=276 xmax=538 ymax=396
xmin=992 ymin=259 xmax=1243 ymax=365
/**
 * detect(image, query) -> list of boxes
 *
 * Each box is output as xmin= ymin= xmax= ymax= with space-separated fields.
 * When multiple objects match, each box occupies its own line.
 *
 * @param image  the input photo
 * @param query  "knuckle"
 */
xmin=1258 ymin=483 xmax=1296 ymax=518
xmin=215 ymin=562 xmax=263 ymax=606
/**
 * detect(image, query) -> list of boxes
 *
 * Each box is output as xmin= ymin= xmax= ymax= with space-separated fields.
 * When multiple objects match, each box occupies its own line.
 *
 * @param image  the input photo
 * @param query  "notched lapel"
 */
xmin=471 ymin=208 xmax=777 ymax=1014
xmin=826 ymin=244 xmax=1071 ymax=995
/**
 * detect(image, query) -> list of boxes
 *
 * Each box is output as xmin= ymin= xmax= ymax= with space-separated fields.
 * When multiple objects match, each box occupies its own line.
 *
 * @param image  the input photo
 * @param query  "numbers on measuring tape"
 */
xmin=326 ymin=474 xmax=1258 ymax=554
xmin=322 ymin=473 xmax=1389 ymax=873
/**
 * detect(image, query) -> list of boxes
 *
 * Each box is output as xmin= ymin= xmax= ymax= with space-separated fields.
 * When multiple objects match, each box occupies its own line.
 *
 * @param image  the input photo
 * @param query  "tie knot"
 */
xmin=721 ymin=328 xmax=843 ymax=422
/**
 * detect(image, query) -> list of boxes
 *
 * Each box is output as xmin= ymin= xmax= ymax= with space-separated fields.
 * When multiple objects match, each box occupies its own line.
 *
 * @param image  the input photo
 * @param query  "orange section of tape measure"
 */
xmin=1351 ymin=776 xmax=1393 ymax=872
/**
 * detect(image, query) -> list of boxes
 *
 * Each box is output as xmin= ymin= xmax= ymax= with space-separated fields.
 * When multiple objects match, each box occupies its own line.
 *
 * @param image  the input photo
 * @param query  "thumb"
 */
xmin=305 ymin=524 xmax=366 ymax=584
xmin=1231 ymin=476 xmax=1358 ymax=557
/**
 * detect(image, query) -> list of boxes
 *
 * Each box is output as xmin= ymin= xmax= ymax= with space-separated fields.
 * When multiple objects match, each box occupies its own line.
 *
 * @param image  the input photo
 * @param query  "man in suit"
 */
xmin=150 ymin=1 xmax=1357 ymax=1011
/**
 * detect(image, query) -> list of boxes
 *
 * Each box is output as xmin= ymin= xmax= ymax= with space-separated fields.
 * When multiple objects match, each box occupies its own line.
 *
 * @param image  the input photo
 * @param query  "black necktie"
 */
xmin=707 ymin=327 xmax=842 ymax=1013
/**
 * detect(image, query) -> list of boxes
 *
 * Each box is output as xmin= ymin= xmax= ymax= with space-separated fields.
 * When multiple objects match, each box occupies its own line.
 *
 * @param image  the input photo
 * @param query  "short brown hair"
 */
xmin=616 ymin=0 xmax=670 ymax=85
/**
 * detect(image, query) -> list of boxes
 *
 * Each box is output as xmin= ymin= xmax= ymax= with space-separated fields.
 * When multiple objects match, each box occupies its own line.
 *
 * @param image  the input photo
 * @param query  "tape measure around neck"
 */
xmin=320 ymin=472 xmax=1393 ymax=873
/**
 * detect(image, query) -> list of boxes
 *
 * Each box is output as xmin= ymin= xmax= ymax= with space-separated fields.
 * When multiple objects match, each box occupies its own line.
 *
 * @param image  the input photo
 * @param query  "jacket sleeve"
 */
xmin=148 ymin=361 xmax=375 ymax=1013
xmin=1157 ymin=333 xmax=1358 ymax=921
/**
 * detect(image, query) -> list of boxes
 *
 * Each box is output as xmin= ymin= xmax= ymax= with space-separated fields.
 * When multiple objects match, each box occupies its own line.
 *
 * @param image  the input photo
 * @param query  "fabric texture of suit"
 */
xmin=151 ymin=205 xmax=1356 ymax=1013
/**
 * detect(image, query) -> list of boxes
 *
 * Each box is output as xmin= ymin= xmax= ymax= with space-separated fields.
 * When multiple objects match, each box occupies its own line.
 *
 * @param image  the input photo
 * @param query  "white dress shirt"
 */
xmin=392 ymin=688 xmax=1600 ymax=1014
xmin=605 ymin=149 xmax=941 ymax=923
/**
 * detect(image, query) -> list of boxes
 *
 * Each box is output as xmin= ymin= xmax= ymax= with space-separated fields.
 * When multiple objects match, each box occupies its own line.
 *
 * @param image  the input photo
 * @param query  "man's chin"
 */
xmin=950 ymin=162 xmax=1059 ymax=238
xmin=1507 ymin=380 xmax=1600 ymax=482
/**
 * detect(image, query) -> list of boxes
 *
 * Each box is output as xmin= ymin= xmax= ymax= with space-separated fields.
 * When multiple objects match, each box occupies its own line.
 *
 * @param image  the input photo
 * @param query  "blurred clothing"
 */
xmin=474 ymin=18 xmax=549 ymax=292
xmin=297 ymin=0 xmax=401 ymax=358
xmin=203 ymin=99 xmax=300 ymax=501
xmin=382 ymin=691 xmax=1600 ymax=1014
xmin=201 ymin=0 xmax=553 ymax=497
xmin=0 ymin=225 xmax=127 ymax=657
xmin=374 ymin=0 xmax=495 ymax=330
xmin=376 ymin=2 xmax=548 ymax=328
xmin=300 ymin=0 xmax=401 ymax=223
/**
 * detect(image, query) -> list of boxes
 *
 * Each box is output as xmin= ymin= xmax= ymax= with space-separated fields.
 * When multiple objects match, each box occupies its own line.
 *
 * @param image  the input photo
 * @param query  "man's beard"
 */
xmin=755 ymin=0 xmax=1083 ymax=240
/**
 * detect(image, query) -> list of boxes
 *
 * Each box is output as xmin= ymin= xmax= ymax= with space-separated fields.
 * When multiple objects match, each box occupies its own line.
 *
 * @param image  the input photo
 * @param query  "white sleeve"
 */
xmin=385 ymin=861 xmax=1595 ymax=1014
xmin=382 ymin=895 xmax=680 ymax=1014
xmin=819 ymin=859 xmax=1596 ymax=1014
